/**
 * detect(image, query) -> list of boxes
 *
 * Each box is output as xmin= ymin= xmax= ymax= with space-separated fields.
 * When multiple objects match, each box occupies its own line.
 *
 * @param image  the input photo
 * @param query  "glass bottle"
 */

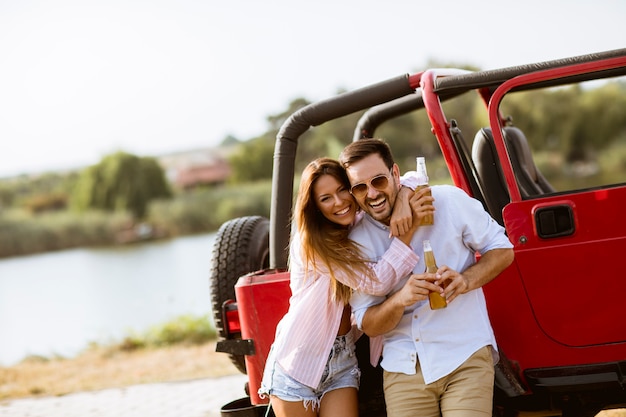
xmin=423 ymin=240 xmax=447 ymax=310
xmin=415 ymin=157 xmax=434 ymax=225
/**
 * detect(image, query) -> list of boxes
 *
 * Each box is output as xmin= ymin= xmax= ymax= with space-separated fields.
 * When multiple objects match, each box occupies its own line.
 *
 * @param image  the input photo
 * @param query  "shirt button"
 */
xmin=413 ymin=314 xmax=418 ymax=319
xmin=415 ymin=338 xmax=420 ymax=342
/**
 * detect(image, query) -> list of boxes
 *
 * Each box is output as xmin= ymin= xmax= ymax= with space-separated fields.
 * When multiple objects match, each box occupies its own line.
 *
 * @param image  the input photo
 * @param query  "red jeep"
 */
xmin=211 ymin=48 xmax=626 ymax=417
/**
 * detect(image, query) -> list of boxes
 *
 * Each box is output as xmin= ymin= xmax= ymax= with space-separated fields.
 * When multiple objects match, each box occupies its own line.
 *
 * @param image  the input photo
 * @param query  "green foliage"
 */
xmin=0 ymin=209 xmax=132 ymax=258
xmin=266 ymin=97 xmax=311 ymax=132
xmin=144 ymin=315 xmax=217 ymax=346
xmin=0 ymin=172 xmax=79 ymax=211
xmin=0 ymin=183 xmax=14 ymax=208
xmin=118 ymin=315 xmax=217 ymax=351
xmin=220 ymin=134 xmax=241 ymax=147
xmin=227 ymin=136 xmax=275 ymax=183
xmin=293 ymin=111 xmax=364 ymax=171
xmin=227 ymin=98 xmax=317 ymax=184
xmin=71 ymin=152 xmax=172 ymax=218
xmin=148 ymin=180 xmax=271 ymax=235
xmin=0 ymin=180 xmax=272 ymax=258
xmin=22 ymin=192 xmax=68 ymax=213
xmin=501 ymin=80 xmax=626 ymax=162
xmin=147 ymin=194 xmax=216 ymax=235
xmin=377 ymin=111 xmax=440 ymax=174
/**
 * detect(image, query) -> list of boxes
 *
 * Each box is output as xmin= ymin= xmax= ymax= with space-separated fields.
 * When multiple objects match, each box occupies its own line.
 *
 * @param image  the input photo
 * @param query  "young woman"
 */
xmin=258 ymin=157 xmax=433 ymax=417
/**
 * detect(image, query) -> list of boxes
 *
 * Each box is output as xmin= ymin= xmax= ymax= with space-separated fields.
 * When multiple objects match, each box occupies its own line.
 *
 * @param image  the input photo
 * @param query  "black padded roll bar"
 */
xmin=270 ymin=74 xmax=418 ymax=269
xmin=352 ymin=69 xmax=476 ymax=142
xmin=434 ymin=48 xmax=626 ymax=96
xmin=352 ymin=92 xmax=425 ymax=141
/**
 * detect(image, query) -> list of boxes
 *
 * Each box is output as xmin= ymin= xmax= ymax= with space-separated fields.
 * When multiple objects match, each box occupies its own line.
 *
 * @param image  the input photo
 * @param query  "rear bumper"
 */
xmin=525 ymin=361 xmax=626 ymax=394
xmin=495 ymin=361 xmax=626 ymax=415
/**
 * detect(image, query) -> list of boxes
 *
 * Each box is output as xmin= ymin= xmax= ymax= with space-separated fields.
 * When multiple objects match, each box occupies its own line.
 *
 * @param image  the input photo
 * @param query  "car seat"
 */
xmin=471 ymin=126 xmax=555 ymax=225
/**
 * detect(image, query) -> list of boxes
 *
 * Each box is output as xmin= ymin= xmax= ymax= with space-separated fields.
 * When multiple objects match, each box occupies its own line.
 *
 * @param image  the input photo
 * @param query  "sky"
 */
xmin=0 ymin=0 xmax=624 ymax=178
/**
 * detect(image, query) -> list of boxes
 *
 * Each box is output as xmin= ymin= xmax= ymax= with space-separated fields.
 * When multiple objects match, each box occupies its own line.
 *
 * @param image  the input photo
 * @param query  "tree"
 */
xmin=71 ymin=151 xmax=172 ymax=218
xmin=226 ymin=98 xmax=312 ymax=184
xmin=220 ymin=135 xmax=241 ymax=147
xmin=227 ymin=136 xmax=275 ymax=183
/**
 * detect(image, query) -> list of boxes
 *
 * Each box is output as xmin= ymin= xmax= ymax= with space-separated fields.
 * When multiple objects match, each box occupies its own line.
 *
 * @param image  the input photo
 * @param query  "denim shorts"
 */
xmin=258 ymin=330 xmax=361 ymax=411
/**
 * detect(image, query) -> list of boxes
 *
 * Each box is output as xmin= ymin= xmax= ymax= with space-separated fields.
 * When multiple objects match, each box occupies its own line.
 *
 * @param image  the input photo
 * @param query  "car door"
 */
xmin=491 ymin=66 xmax=626 ymax=349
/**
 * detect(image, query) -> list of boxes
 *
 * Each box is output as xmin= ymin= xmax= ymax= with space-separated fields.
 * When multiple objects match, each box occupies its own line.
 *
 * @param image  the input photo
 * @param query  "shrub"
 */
xmin=142 ymin=315 xmax=217 ymax=347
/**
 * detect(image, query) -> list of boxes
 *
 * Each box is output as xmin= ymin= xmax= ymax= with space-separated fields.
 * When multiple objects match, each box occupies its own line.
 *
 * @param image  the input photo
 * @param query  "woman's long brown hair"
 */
xmin=292 ymin=158 xmax=373 ymax=304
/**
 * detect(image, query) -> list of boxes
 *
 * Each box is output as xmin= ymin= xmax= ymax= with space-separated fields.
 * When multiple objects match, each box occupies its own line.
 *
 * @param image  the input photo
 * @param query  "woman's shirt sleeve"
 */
xmin=400 ymin=170 xmax=419 ymax=190
xmin=315 ymin=238 xmax=418 ymax=296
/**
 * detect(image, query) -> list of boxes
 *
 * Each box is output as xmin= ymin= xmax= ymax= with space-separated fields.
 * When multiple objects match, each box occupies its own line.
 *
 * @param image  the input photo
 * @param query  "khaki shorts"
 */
xmin=383 ymin=345 xmax=495 ymax=417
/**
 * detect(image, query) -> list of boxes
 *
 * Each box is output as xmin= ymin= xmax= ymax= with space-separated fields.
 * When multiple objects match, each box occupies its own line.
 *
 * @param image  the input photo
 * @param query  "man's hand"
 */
xmin=399 ymin=272 xmax=444 ymax=306
xmin=362 ymin=272 xmax=442 ymax=337
xmin=431 ymin=265 xmax=466 ymax=304
xmin=438 ymin=248 xmax=515 ymax=303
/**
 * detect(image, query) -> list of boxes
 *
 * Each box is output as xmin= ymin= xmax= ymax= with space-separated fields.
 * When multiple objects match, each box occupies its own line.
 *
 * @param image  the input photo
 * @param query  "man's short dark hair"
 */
xmin=339 ymin=138 xmax=395 ymax=170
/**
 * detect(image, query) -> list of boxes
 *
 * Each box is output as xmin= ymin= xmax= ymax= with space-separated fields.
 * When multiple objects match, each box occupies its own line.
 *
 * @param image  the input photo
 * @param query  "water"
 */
xmin=0 ymin=232 xmax=216 ymax=366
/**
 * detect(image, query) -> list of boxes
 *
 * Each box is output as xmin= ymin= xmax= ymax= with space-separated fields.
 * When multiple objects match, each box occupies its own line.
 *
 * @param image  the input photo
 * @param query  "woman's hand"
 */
xmin=389 ymin=186 xmax=414 ymax=237
xmin=391 ymin=187 xmax=436 ymax=246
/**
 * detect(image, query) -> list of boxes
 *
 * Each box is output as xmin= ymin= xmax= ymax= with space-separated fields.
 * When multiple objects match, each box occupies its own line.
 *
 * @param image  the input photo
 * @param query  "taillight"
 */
xmin=222 ymin=299 xmax=241 ymax=336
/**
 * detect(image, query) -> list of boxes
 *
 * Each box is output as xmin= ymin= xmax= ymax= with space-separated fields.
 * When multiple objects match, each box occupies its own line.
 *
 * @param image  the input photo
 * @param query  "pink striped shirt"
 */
xmin=269 ymin=230 xmax=419 ymax=388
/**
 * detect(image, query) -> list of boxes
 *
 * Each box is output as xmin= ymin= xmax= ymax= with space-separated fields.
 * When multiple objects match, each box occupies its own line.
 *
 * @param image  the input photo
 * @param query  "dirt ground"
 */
xmin=0 ymin=342 xmax=238 ymax=400
xmin=1 ymin=344 xmax=623 ymax=416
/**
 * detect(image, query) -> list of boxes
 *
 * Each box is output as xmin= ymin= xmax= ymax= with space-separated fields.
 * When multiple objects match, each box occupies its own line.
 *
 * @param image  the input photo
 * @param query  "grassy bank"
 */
xmin=0 ymin=315 xmax=236 ymax=400
xmin=0 ymin=180 xmax=272 ymax=259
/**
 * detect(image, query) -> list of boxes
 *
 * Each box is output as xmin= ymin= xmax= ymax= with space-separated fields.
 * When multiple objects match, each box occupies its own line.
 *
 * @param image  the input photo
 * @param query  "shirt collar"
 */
xmin=363 ymin=213 xmax=390 ymax=231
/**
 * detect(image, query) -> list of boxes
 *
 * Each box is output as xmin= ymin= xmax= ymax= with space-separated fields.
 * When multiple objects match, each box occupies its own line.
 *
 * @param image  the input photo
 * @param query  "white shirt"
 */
xmin=350 ymin=184 xmax=513 ymax=384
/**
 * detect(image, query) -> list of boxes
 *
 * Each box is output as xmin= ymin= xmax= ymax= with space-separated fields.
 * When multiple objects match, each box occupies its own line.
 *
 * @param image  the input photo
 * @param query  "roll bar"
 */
xmin=352 ymin=92 xmax=424 ymax=141
xmin=269 ymin=48 xmax=626 ymax=269
xmin=269 ymin=74 xmax=420 ymax=268
xmin=434 ymin=48 xmax=626 ymax=96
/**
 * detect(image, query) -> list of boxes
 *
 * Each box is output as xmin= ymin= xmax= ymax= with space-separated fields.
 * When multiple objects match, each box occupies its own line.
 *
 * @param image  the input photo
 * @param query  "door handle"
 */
xmin=534 ymin=205 xmax=575 ymax=239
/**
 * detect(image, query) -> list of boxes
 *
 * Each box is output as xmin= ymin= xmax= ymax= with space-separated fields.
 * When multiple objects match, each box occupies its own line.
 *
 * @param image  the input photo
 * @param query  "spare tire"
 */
xmin=210 ymin=216 xmax=270 ymax=374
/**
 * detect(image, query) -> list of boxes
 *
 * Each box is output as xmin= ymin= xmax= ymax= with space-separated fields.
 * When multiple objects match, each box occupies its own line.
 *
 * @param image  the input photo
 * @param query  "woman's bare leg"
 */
xmin=270 ymin=395 xmax=318 ymax=417
xmin=319 ymin=387 xmax=359 ymax=417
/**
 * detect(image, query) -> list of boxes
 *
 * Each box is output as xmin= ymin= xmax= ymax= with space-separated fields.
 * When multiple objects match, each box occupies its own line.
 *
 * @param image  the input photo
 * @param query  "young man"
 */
xmin=339 ymin=138 xmax=514 ymax=417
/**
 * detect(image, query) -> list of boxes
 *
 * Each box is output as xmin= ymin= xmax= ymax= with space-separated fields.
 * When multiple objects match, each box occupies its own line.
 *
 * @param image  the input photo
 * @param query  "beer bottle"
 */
xmin=423 ymin=240 xmax=447 ymax=310
xmin=415 ymin=157 xmax=434 ymax=225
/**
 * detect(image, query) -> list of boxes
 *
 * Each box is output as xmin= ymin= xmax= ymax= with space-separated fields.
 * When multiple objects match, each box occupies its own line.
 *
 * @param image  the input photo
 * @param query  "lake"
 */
xmin=0 ymin=232 xmax=216 ymax=367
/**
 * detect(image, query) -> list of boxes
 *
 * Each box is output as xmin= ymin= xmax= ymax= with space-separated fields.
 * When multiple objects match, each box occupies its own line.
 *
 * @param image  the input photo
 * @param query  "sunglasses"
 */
xmin=350 ymin=171 xmax=392 ymax=198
